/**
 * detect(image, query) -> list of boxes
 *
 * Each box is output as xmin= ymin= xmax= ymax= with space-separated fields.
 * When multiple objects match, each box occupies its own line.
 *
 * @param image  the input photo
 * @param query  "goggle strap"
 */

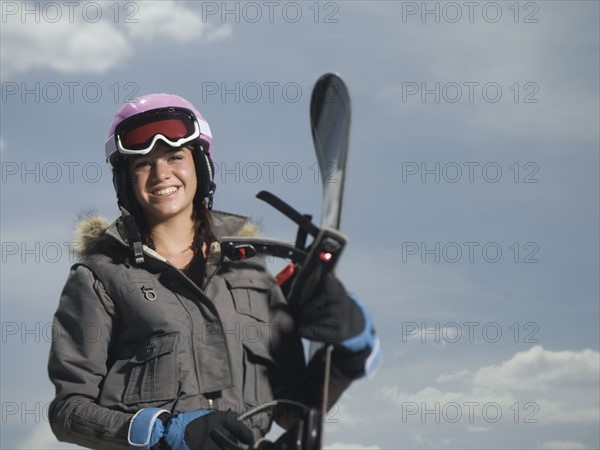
xmin=115 ymin=121 xmax=200 ymax=155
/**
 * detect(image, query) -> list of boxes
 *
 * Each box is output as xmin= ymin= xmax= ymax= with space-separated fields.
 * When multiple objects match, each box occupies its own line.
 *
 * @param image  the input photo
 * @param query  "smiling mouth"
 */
xmin=152 ymin=186 xmax=179 ymax=196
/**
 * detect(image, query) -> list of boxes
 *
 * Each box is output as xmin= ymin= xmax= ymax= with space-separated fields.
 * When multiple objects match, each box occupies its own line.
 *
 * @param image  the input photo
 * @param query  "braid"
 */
xmin=194 ymin=200 xmax=217 ymax=254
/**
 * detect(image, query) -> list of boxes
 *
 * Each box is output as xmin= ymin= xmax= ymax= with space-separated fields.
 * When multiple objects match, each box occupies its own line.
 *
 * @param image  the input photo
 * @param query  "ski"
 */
xmin=290 ymin=73 xmax=352 ymax=450
xmin=218 ymin=73 xmax=353 ymax=450
xmin=311 ymin=72 xmax=351 ymax=231
xmin=287 ymin=73 xmax=351 ymax=309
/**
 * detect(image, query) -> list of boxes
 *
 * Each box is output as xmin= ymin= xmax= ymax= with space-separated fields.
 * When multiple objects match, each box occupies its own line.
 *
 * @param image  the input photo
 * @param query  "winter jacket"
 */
xmin=48 ymin=211 xmax=328 ymax=449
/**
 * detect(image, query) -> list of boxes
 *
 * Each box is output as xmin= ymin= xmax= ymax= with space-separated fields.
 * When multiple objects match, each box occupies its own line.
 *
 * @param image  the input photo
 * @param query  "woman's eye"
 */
xmin=133 ymin=161 xmax=151 ymax=170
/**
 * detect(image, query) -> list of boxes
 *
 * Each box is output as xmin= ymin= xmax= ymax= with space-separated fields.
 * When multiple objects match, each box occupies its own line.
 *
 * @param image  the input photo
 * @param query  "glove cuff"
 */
xmin=128 ymin=408 xmax=171 ymax=449
xmin=338 ymin=293 xmax=375 ymax=352
xmin=335 ymin=293 xmax=382 ymax=378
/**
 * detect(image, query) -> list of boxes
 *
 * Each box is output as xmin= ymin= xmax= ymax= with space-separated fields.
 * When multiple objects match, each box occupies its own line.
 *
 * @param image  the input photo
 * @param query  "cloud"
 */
xmin=380 ymin=346 xmax=600 ymax=426
xmin=473 ymin=346 xmax=600 ymax=425
xmin=473 ymin=346 xmax=599 ymax=393
xmin=123 ymin=1 xmax=232 ymax=43
xmin=1 ymin=17 xmax=132 ymax=77
xmin=436 ymin=369 xmax=472 ymax=384
xmin=0 ymin=1 xmax=231 ymax=77
xmin=381 ymin=384 xmax=517 ymax=416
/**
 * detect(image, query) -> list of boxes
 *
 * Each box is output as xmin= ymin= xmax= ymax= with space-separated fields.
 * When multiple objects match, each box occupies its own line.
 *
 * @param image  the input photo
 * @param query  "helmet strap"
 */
xmin=194 ymin=143 xmax=216 ymax=210
xmin=119 ymin=206 xmax=145 ymax=265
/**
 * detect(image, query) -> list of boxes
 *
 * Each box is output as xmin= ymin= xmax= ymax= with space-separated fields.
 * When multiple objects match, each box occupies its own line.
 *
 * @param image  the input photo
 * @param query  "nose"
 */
xmin=150 ymin=158 xmax=171 ymax=181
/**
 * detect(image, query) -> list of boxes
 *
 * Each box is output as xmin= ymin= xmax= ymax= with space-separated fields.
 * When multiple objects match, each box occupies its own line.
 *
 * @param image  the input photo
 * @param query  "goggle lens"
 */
xmin=121 ymin=119 xmax=190 ymax=150
xmin=116 ymin=108 xmax=198 ymax=153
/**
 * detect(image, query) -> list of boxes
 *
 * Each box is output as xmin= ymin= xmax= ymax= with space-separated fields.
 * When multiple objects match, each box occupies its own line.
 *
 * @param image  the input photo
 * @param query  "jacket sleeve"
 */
xmin=48 ymin=265 xmax=132 ymax=450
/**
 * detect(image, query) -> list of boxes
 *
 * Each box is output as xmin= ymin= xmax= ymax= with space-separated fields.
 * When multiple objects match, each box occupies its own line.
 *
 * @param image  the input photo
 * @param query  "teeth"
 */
xmin=154 ymin=187 xmax=178 ymax=196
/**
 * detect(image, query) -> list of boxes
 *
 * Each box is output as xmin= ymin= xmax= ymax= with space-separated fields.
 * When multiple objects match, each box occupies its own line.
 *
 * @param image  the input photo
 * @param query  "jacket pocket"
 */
xmin=242 ymin=341 xmax=276 ymax=433
xmin=123 ymin=333 xmax=178 ymax=405
xmin=225 ymin=277 xmax=272 ymax=322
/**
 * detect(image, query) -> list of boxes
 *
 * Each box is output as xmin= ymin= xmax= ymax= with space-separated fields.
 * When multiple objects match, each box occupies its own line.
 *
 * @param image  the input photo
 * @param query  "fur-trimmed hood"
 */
xmin=73 ymin=211 xmax=259 ymax=258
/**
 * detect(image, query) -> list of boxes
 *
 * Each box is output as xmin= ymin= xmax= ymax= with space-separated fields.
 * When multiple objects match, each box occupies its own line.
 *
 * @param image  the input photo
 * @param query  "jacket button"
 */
xmin=141 ymin=286 xmax=157 ymax=301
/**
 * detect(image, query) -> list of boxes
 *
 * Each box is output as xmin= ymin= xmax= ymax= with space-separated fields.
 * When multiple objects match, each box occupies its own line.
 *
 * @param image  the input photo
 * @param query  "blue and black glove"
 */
xmin=298 ymin=273 xmax=381 ymax=378
xmin=128 ymin=408 xmax=254 ymax=450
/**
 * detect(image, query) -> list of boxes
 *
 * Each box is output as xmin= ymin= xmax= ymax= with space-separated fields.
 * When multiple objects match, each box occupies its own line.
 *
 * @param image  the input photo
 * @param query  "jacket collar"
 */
xmin=75 ymin=210 xmax=252 ymax=260
xmin=207 ymin=210 xmax=251 ymax=240
xmin=113 ymin=210 xmax=252 ymax=264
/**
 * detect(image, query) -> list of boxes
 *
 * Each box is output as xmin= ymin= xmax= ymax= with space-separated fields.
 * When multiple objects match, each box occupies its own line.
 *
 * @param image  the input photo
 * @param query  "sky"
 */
xmin=1 ymin=1 xmax=599 ymax=449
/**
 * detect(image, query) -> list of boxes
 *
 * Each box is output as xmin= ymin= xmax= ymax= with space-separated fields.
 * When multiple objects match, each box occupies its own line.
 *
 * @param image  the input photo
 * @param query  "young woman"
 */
xmin=48 ymin=94 xmax=380 ymax=450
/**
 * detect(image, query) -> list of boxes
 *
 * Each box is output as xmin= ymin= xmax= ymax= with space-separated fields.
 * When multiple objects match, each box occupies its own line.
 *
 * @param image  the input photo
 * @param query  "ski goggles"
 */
xmin=106 ymin=107 xmax=208 ymax=158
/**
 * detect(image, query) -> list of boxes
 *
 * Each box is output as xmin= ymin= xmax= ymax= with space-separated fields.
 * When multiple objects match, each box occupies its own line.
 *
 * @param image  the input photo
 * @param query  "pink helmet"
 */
xmin=105 ymin=93 xmax=213 ymax=164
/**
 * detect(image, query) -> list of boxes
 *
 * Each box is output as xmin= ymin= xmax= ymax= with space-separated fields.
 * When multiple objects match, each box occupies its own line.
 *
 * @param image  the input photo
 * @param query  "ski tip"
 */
xmin=311 ymin=73 xmax=350 ymax=109
xmin=317 ymin=72 xmax=342 ymax=80
xmin=315 ymin=72 xmax=347 ymax=88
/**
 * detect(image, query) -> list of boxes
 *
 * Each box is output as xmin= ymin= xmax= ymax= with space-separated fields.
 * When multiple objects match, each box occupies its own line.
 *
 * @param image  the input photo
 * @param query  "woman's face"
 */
xmin=128 ymin=143 xmax=197 ymax=225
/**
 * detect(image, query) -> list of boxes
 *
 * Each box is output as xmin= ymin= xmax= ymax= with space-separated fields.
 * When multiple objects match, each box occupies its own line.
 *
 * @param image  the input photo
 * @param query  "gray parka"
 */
xmin=48 ymin=211 xmax=336 ymax=449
